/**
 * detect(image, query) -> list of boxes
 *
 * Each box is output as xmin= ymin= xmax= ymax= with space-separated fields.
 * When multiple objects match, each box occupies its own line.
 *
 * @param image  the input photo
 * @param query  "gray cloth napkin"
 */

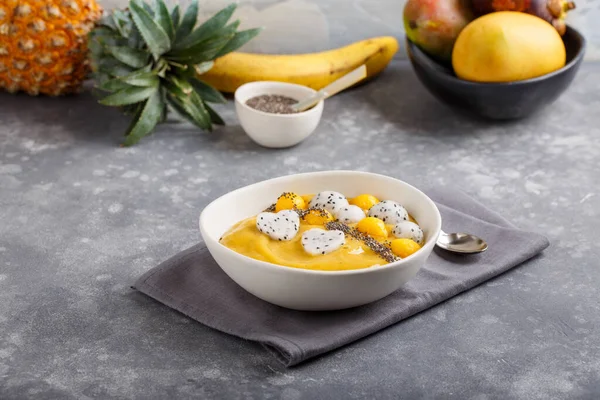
xmin=134 ymin=187 xmax=549 ymax=367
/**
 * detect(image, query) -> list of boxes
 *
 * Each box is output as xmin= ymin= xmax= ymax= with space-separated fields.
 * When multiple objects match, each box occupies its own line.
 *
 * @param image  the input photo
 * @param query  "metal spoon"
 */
xmin=436 ymin=230 xmax=488 ymax=254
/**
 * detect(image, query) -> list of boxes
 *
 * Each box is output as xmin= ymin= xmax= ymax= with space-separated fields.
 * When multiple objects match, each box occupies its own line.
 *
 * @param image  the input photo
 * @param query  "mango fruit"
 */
xmin=452 ymin=12 xmax=567 ymax=83
xmin=471 ymin=0 xmax=576 ymax=36
xmin=403 ymin=0 xmax=474 ymax=62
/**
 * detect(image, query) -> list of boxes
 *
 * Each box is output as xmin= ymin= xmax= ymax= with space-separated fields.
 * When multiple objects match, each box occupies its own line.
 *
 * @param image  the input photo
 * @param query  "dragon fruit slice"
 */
xmin=336 ymin=205 xmax=366 ymax=224
xmin=309 ymin=191 xmax=349 ymax=216
xmin=392 ymin=221 xmax=424 ymax=244
xmin=256 ymin=210 xmax=300 ymax=241
xmin=301 ymin=228 xmax=345 ymax=255
xmin=368 ymin=200 xmax=408 ymax=224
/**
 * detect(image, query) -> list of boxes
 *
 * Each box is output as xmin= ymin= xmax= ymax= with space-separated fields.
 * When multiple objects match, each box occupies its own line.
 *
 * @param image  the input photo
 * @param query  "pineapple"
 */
xmin=89 ymin=0 xmax=261 ymax=146
xmin=0 ymin=0 xmax=102 ymax=96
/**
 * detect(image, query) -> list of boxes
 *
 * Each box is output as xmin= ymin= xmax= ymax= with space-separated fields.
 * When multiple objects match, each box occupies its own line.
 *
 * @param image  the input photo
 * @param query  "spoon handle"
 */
xmin=291 ymin=65 xmax=367 ymax=112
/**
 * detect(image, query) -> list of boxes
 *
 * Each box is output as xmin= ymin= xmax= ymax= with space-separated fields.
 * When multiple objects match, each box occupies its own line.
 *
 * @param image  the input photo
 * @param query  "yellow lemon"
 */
xmin=452 ymin=12 xmax=566 ymax=83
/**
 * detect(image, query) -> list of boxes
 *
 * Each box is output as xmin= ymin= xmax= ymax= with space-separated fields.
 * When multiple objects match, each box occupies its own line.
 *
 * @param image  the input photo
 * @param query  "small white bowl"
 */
xmin=234 ymin=81 xmax=324 ymax=148
xmin=199 ymin=171 xmax=442 ymax=311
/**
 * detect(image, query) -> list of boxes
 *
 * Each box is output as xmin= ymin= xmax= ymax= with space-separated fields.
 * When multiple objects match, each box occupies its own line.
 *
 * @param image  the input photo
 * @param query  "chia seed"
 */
xmin=263 ymin=203 xmax=276 ymax=212
xmin=246 ymin=94 xmax=299 ymax=114
xmin=325 ymin=221 xmax=399 ymax=264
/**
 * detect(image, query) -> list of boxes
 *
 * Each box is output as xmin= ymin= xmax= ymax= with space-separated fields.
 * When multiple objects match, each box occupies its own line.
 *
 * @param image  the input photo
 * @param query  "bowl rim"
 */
xmin=199 ymin=170 xmax=442 ymax=276
xmin=405 ymin=24 xmax=586 ymax=87
xmin=234 ymin=81 xmax=324 ymax=118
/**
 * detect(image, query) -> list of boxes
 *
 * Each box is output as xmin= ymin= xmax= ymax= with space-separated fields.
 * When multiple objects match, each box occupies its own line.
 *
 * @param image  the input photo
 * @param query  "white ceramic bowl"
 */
xmin=199 ymin=171 xmax=442 ymax=311
xmin=234 ymin=81 xmax=324 ymax=148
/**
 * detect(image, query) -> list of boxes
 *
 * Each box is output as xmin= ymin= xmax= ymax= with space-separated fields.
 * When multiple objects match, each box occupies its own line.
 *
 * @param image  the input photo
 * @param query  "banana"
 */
xmin=199 ymin=36 xmax=399 ymax=93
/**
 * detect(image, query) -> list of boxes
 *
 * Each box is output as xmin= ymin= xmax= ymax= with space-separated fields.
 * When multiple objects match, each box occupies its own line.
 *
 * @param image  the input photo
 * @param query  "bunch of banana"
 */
xmin=198 ymin=36 xmax=399 ymax=93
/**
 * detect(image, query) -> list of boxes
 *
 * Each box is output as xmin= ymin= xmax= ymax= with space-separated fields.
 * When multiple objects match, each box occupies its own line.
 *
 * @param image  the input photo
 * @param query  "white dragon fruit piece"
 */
xmin=309 ymin=191 xmax=349 ymax=216
xmin=368 ymin=200 xmax=408 ymax=224
xmin=301 ymin=228 xmax=346 ymax=255
xmin=256 ymin=210 xmax=300 ymax=241
xmin=392 ymin=221 xmax=424 ymax=244
xmin=336 ymin=205 xmax=366 ymax=224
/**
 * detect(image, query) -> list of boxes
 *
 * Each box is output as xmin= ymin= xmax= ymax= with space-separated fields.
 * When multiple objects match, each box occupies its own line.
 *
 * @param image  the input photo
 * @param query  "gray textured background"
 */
xmin=99 ymin=0 xmax=600 ymax=59
xmin=1 ymin=60 xmax=599 ymax=398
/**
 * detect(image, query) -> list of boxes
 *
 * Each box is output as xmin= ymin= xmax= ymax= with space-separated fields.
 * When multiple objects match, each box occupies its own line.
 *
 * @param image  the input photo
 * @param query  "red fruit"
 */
xmin=404 ymin=0 xmax=474 ymax=62
xmin=471 ymin=0 xmax=576 ymax=35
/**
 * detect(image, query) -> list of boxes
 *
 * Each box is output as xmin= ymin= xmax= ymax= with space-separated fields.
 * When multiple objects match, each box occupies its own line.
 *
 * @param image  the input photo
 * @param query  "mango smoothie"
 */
xmin=219 ymin=191 xmax=424 ymax=272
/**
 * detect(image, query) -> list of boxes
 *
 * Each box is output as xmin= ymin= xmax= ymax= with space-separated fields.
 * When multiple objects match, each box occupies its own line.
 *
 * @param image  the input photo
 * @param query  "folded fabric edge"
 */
xmin=134 ymin=277 xmax=302 ymax=367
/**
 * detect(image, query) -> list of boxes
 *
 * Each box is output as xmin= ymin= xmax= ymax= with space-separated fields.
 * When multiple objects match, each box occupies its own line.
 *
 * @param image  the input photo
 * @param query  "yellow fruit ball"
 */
xmin=356 ymin=217 xmax=388 ymax=238
xmin=275 ymin=192 xmax=306 ymax=212
xmin=391 ymin=238 xmax=421 ymax=258
xmin=302 ymin=209 xmax=334 ymax=225
xmin=350 ymin=194 xmax=380 ymax=211
xmin=301 ymin=194 xmax=314 ymax=204
xmin=452 ymin=12 xmax=566 ymax=83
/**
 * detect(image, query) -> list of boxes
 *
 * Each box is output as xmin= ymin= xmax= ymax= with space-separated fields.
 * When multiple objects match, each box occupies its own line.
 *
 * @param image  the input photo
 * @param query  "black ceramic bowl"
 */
xmin=406 ymin=26 xmax=586 ymax=120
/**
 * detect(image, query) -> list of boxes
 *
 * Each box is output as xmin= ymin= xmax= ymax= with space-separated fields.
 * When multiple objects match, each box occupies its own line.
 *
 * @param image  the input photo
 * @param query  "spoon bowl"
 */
xmin=436 ymin=230 xmax=488 ymax=254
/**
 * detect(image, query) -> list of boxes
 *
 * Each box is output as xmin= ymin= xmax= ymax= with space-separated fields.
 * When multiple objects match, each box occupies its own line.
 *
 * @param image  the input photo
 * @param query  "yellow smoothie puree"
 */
xmin=219 ymin=192 xmax=424 ymax=272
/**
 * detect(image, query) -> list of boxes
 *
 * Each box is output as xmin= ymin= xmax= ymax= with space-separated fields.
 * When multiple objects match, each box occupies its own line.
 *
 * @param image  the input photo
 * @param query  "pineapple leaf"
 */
xmin=99 ymin=85 xmax=158 ymax=107
xmin=171 ymin=5 xmax=181 ymax=30
xmin=112 ymin=10 xmax=132 ymax=37
xmin=191 ymin=78 xmax=226 ymax=104
xmin=166 ymin=95 xmax=198 ymax=127
xmin=97 ymin=59 xmax=136 ymax=78
xmin=123 ymin=90 xmax=163 ymax=146
xmin=120 ymin=70 xmax=160 ymax=87
xmin=88 ymin=38 xmax=104 ymax=57
xmin=99 ymin=16 xmax=119 ymax=31
xmin=91 ymin=27 xmax=127 ymax=47
xmin=216 ymin=27 xmax=263 ymax=57
xmin=129 ymin=0 xmax=171 ymax=59
xmin=167 ymin=35 xmax=234 ymax=64
xmin=99 ymin=78 xmax=134 ymax=92
xmin=167 ymin=92 xmax=211 ymax=130
xmin=163 ymin=79 xmax=188 ymax=99
xmin=167 ymin=22 xmax=238 ymax=63
xmin=155 ymin=0 xmax=175 ymax=41
xmin=138 ymin=0 xmax=155 ymax=16
xmin=93 ymin=71 xmax=112 ymax=87
xmin=168 ymin=62 xmax=194 ymax=79
xmin=190 ymin=92 xmax=213 ymax=131
xmin=128 ymin=26 xmax=144 ymax=49
xmin=175 ymin=0 xmax=198 ymax=41
xmin=108 ymin=46 xmax=150 ymax=68
xmin=195 ymin=61 xmax=214 ymax=75
xmin=174 ymin=3 xmax=236 ymax=51
xmin=167 ymin=75 xmax=194 ymax=95
xmin=206 ymin=104 xmax=225 ymax=125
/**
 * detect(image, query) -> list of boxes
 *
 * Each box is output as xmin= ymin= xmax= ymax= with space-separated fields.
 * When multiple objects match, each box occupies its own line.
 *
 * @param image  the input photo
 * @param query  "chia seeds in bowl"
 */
xmin=245 ymin=94 xmax=299 ymax=114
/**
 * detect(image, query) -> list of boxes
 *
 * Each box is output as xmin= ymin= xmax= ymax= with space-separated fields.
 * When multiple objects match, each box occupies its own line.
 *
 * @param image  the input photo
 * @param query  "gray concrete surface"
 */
xmin=1 ymin=61 xmax=599 ymax=399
